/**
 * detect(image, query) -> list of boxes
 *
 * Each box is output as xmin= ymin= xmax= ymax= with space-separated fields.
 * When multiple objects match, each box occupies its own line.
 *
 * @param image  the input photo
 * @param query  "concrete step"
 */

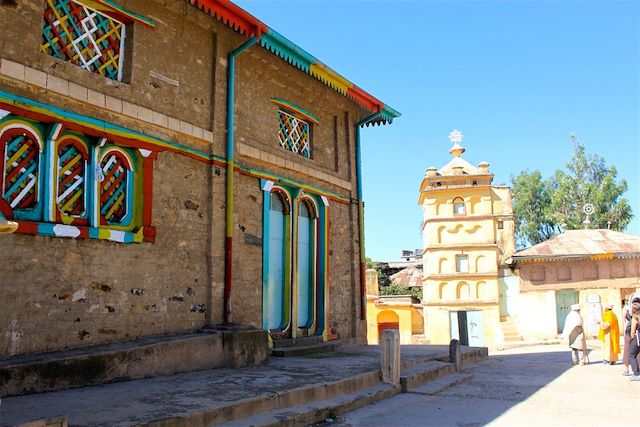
xmin=399 ymin=360 xmax=456 ymax=392
xmin=270 ymin=340 xmax=340 ymax=357
xmin=136 ymin=370 xmax=382 ymax=426
xmin=408 ymin=372 xmax=473 ymax=396
xmin=219 ymin=383 xmax=400 ymax=427
xmin=272 ymin=336 xmax=324 ymax=348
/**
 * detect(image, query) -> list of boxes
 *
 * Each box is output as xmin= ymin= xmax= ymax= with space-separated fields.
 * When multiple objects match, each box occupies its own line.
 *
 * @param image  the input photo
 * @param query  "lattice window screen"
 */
xmin=41 ymin=0 xmax=126 ymax=81
xmin=278 ymin=110 xmax=311 ymax=158
xmin=56 ymin=142 xmax=87 ymax=217
xmin=2 ymin=133 xmax=39 ymax=210
xmin=100 ymin=152 xmax=128 ymax=223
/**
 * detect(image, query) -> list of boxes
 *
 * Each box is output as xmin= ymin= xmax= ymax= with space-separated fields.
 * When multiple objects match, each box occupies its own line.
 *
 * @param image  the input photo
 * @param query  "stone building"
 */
xmin=418 ymin=131 xmax=516 ymax=347
xmin=0 ymin=0 xmax=399 ymax=372
xmin=509 ymin=229 xmax=640 ymax=339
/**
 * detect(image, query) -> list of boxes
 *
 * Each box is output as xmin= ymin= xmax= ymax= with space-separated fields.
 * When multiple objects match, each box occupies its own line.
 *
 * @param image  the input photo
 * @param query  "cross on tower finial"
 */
xmin=448 ymin=129 xmax=465 ymax=157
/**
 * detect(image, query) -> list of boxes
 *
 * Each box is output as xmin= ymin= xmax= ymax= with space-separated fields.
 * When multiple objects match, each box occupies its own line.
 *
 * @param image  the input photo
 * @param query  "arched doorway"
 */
xmin=377 ymin=310 xmax=400 ymax=343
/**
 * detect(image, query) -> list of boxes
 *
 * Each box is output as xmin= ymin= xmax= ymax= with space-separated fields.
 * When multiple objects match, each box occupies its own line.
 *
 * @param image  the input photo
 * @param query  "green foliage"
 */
xmin=379 ymin=282 xmax=423 ymax=301
xmin=512 ymin=135 xmax=633 ymax=248
xmin=365 ymin=257 xmax=390 ymax=286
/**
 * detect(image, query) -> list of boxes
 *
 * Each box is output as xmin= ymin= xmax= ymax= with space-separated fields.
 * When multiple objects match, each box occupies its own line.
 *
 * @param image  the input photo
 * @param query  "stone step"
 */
xmin=0 ymin=330 xmax=268 ymax=396
xmin=219 ymin=383 xmax=400 ymax=427
xmin=270 ymin=340 xmax=340 ymax=357
xmin=399 ymin=360 xmax=456 ymax=392
xmin=135 ymin=370 xmax=382 ymax=426
xmin=271 ymin=335 xmax=324 ymax=348
xmin=408 ymin=372 xmax=473 ymax=396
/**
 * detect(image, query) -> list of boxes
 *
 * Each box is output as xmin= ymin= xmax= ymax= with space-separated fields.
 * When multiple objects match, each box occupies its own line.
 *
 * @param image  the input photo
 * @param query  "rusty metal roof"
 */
xmin=513 ymin=229 xmax=640 ymax=260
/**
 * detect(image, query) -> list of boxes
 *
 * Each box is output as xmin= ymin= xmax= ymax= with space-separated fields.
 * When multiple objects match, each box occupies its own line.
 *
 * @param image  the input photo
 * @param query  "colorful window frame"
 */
xmin=0 ymin=114 xmax=153 ymax=243
xmin=41 ymin=0 xmax=127 ymax=81
xmin=277 ymin=110 xmax=312 ymax=158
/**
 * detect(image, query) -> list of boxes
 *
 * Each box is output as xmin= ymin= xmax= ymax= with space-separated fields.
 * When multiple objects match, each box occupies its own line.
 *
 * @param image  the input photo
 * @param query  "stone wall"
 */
xmin=518 ymin=258 xmax=640 ymax=291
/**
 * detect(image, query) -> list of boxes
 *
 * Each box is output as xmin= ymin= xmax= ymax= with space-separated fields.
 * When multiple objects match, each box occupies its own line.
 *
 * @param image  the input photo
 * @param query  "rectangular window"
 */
xmin=456 ymin=255 xmax=469 ymax=273
xmin=278 ymin=110 xmax=311 ymax=158
xmin=41 ymin=0 xmax=126 ymax=81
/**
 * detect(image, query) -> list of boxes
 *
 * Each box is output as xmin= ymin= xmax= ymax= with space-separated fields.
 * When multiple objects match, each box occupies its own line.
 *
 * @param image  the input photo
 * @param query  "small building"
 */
xmin=365 ymin=269 xmax=424 ymax=344
xmin=418 ymin=130 xmax=516 ymax=347
xmin=509 ymin=229 xmax=640 ymax=339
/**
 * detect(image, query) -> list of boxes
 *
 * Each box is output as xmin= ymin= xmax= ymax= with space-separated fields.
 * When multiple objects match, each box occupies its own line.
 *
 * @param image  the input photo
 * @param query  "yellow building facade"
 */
xmin=419 ymin=131 xmax=515 ymax=347
xmin=365 ymin=269 xmax=424 ymax=344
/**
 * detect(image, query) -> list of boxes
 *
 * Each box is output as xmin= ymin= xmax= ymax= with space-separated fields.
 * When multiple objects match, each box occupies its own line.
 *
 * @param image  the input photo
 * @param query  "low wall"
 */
xmin=0 ymin=329 xmax=268 ymax=396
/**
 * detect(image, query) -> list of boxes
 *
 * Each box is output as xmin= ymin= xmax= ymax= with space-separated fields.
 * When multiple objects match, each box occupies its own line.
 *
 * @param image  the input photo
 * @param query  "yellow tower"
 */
xmin=418 ymin=130 xmax=515 ymax=347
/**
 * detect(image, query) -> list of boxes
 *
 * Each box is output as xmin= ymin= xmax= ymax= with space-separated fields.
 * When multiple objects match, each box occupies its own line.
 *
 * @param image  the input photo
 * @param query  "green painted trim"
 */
xmin=261 ymin=29 xmax=312 ymax=73
xmin=94 ymin=0 xmax=156 ymax=28
xmin=270 ymin=98 xmax=319 ymax=125
xmin=0 ymin=90 xmax=219 ymax=163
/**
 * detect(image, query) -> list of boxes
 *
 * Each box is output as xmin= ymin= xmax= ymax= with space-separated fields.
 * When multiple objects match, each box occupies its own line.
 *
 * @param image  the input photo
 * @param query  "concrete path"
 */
xmin=0 ymin=344 xmax=454 ymax=426
xmin=333 ymin=344 xmax=636 ymax=427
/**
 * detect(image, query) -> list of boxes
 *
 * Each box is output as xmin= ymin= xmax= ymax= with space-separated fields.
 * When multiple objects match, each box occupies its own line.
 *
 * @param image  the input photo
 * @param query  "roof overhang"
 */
xmin=190 ymin=0 xmax=400 ymax=123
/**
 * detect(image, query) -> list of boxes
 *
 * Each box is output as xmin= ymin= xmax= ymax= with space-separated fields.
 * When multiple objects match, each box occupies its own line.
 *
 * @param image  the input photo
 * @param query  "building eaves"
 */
xmin=189 ymin=0 xmax=400 ymax=125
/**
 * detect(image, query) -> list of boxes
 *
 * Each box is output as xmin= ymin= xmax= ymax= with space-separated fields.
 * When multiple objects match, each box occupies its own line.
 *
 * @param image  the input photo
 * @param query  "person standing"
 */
xmin=622 ymin=298 xmax=635 ymax=376
xmin=598 ymin=304 xmax=620 ymax=364
xmin=562 ymin=303 xmax=587 ymax=365
xmin=628 ymin=301 xmax=640 ymax=381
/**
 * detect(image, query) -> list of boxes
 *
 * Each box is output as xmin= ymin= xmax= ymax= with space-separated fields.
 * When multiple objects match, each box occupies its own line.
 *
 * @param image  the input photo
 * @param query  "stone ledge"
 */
xmin=0 ymin=329 xmax=268 ymax=396
xmin=238 ymin=142 xmax=352 ymax=190
xmin=0 ymin=58 xmax=214 ymax=144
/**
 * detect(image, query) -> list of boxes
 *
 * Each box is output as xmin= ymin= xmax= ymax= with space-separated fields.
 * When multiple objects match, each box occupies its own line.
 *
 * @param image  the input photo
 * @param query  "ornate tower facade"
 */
xmin=419 ymin=130 xmax=515 ymax=347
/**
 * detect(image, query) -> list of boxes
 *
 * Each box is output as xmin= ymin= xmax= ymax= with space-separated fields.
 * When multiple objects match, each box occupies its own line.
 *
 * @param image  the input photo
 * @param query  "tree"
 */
xmin=512 ymin=135 xmax=633 ymax=248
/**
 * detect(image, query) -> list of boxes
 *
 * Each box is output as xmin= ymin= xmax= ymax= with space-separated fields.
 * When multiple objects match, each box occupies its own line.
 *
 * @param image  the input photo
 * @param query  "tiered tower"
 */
xmin=418 ymin=130 xmax=515 ymax=347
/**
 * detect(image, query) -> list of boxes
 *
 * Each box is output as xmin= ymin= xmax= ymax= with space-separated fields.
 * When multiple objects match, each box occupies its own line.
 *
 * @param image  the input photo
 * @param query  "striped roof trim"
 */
xmin=189 ymin=0 xmax=400 ymax=125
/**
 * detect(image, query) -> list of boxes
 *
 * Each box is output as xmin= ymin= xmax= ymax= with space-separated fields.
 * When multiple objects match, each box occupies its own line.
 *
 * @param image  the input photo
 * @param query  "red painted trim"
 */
xmin=142 ymin=156 xmax=154 ymax=227
xmin=143 ymin=226 xmax=156 ymax=243
xmin=0 ymin=199 xmax=12 ymax=218
xmin=16 ymin=221 xmax=38 ymax=235
xmin=347 ymin=86 xmax=383 ymax=114
xmin=189 ymin=0 xmax=267 ymax=38
xmin=224 ymin=236 xmax=233 ymax=324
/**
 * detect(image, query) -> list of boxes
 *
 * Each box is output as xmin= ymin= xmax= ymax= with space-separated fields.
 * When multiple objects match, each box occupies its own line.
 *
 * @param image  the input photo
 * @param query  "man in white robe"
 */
xmin=562 ymin=303 xmax=587 ymax=365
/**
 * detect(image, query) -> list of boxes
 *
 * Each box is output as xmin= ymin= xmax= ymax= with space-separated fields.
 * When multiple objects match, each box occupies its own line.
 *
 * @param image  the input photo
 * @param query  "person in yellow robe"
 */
xmin=598 ymin=304 xmax=620 ymax=365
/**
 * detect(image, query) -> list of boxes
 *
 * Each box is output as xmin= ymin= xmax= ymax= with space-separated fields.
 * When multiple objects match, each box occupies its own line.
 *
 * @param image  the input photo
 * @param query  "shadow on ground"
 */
xmin=335 ymin=346 xmax=594 ymax=427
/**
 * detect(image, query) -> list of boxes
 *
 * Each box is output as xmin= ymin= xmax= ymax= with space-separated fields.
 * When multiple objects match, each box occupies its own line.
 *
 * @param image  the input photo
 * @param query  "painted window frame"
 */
xmin=277 ymin=109 xmax=313 ymax=158
xmin=453 ymin=197 xmax=466 ymax=216
xmin=0 ymin=120 xmax=45 ymax=222
xmin=455 ymin=254 xmax=469 ymax=273
xmin=41 ymin=0 xmax=128 ymax=81
xmin=54 ymin=133 xmax=90 ymax=225
xmin=0 ymin=116 xmax=150 ymax=243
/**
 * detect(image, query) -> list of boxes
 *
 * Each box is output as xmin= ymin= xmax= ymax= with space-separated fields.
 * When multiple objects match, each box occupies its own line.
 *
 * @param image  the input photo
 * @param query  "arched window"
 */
xmin=56 ymin=137 xmax=88 ymax=222
xmin=0 ymin=125 xmax=42 ymax=218
xmin=457 ymin=281 xmax=470 ymax=300
xmin=267 ymin=189 xmax=290 ymax=330
xmin=453 ymin=197 xmax=466 ymax=216
xmin=296 ymin=197 xmax=317 ymax=329
xmin=99 ymin=148 xmax=133 ymax=225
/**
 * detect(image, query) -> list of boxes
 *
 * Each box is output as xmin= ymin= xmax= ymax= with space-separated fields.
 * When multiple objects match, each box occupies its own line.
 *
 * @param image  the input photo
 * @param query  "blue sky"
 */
xmin=236 ymin=0 xmax=640 ymax=261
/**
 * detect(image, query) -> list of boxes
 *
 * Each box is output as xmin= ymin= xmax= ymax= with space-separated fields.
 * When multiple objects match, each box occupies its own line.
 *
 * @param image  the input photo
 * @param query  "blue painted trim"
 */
xmin=261 ymin=178 xmax=271 ymax=331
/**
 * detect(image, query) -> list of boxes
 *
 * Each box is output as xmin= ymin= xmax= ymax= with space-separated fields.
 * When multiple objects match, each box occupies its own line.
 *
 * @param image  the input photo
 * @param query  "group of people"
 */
xmin=561 ymin=295 xmax=640 ymax=381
